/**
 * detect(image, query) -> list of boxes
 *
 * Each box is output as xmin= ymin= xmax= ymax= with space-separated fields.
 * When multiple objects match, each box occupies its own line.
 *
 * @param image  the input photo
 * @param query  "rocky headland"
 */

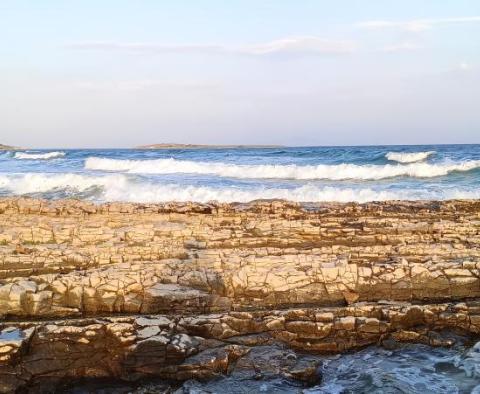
xmin=0 ymin=144 xmax=18 ymax=151
xmin=0 ymin=198 xmax=479 ymax=392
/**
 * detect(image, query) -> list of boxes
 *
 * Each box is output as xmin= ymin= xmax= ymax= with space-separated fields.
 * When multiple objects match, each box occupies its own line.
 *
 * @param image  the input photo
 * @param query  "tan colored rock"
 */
xmin=335 ymin=316 xmax=356 ymax=331
xmin=0 ymin=198 xmax=480 ymax=391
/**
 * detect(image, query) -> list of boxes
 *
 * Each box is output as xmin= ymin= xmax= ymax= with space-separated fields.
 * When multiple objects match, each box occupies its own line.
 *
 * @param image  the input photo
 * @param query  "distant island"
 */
xmin=136 ymin=143 xmax=284 ymax=149
xmin=0 ymin=143 xmax=18 ymax=150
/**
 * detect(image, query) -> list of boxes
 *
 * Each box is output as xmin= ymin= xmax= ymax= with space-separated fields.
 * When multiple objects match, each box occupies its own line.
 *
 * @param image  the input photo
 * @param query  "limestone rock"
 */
xmin=0 ymin=198 xmax=480 ymax=391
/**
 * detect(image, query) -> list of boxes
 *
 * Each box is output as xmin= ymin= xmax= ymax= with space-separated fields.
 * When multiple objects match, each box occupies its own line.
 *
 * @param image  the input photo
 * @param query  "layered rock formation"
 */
xmin=0 ymin=198 xmax=479 ymax=392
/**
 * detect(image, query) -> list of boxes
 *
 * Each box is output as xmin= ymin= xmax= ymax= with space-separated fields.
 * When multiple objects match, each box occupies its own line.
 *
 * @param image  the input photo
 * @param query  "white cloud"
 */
xmin=67 ymin=42 xmax=226 ymax=54
xmin=458 ymin=62 xmax=475 ymax=71
xmin=67 ymin=36 xmax=355 ymax=56
xmin=381 ymin=41 xmax=421 ymax=52
xmin=73 ymin=79 xmax=220 ymax=92
xmin=239 ymin=36 xmax=355 ymax=55
xmin=357 ymin=16 xmax=480 ymax=32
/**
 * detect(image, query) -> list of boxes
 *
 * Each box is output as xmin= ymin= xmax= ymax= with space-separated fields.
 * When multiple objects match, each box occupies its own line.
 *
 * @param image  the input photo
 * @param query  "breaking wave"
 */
xmin=1 ymin=173 xmax=480 ymax=203
xmin=85 ymin=157 xmax=480 ymax=180
xmin=0 ymin=173 xmax=123 ymax=195
xmin=386 ymin=151 xmax=435 ymax=163
xmin=14 ymin=151 xmax=66 ymax=160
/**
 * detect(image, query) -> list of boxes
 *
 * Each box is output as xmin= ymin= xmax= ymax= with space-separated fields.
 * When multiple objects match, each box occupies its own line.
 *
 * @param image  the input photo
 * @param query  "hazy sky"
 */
xmin=1 ymin=0 xmax=479 ymax=148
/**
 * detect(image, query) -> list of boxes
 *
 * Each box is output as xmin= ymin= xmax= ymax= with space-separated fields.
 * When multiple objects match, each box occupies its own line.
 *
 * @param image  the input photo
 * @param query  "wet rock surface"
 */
xmin=0 ymin=198 xmax=479 ymax=392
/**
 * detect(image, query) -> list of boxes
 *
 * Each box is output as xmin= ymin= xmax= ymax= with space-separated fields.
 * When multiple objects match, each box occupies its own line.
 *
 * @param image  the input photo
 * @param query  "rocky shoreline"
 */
xmin=0 ymin=198 xmax=479 ymax=392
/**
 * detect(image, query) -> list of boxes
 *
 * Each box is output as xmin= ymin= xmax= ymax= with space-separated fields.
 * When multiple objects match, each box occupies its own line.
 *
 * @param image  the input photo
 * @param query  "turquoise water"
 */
xmin=1 ymin=144 xmax=479 ymax=202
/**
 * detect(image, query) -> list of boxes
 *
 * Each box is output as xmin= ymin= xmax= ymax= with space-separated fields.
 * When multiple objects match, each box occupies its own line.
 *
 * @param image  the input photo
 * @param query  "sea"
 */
xmin=1 ymin=144 xmax=480 ymax=203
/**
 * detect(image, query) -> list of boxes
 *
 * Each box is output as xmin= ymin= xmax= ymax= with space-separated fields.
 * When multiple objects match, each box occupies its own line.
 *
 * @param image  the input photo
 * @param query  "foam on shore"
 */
xmin=2 ymin=173 xmax=480 ymax=203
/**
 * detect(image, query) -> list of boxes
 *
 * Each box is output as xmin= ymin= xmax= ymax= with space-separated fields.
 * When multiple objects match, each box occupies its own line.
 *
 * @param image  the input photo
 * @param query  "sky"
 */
xmin=0 ymin=0 xmax=479 ymax=148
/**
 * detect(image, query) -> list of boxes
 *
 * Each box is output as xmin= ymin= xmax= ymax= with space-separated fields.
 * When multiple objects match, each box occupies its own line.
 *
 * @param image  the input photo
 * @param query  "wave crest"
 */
xmin=1 ymin=173 xmax=480 ymax=203
xmin=14 ymin=151 xmax=66 ymax=160
xmin=0 ymin=173 xmax=124 ymax=195
xmin=85 ymin=157 xmax=480 ymax=180
xmin=385 ymin=151 xmax=435 ymax=163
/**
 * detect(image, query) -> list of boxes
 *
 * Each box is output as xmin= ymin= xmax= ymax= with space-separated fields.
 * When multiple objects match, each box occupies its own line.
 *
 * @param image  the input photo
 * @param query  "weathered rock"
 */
xmin=0 ymin=198 xmax=479 ymax=392
xmin=1 ymin=301 xmax=480 ymax=392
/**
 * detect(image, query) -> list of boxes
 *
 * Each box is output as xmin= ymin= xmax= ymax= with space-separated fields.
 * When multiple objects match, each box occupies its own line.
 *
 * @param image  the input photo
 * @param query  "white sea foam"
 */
xmin=14 ymin=151 xmax=66 ymax=160
xmin=1 ymin=173 xmax=480 ymax=203
xmin=85 ymin=157 xmax=480 ymax=180
xmin=385 ymin=151 xmax=435 ymax=163
xmin=0 ymin=173 xmax=126 ymax=195
xmin=101 ymin=182 xmax=410 ymax=203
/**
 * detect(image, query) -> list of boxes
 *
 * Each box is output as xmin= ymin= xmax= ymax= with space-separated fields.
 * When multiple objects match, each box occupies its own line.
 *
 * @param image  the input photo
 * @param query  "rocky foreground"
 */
xmin=0 ymin=198 xmax=480 ymax=392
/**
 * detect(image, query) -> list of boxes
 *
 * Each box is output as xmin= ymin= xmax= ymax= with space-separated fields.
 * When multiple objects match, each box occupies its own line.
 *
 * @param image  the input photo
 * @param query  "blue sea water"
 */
xmin=0 ymin=144 xmax=479 ymax=202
